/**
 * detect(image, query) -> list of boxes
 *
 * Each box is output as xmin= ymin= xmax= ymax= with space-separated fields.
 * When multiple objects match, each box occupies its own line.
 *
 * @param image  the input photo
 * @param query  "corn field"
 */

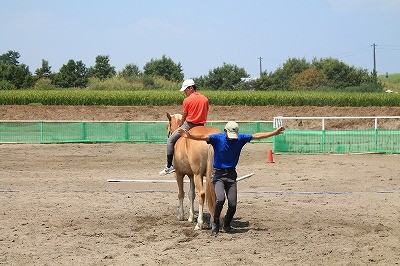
xmin=0 ymin=90 xmax=399 ymax=106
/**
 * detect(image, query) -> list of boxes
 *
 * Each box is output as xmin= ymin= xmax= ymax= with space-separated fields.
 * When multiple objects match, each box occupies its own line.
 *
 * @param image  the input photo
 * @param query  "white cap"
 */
xmin=224 ymin=121 xmax=239 ymax=139
xmin=180 ymin=79 xmax=195 ymax=91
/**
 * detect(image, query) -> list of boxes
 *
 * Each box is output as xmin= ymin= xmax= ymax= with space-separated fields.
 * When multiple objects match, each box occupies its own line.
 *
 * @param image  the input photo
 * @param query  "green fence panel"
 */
xmin=0 ymin=121 xmax=273 ymax=144
xmin=5 ymin=121 xmax=397 ymax=153
xmin=128 ymin=122 xmax=167 ymax=143
xmin=274 ymin=129 xmax=400 ymax=154
xmin=41 ymin=122 xmax=88 ymax=143
xmin=0 ymin=122 xmax=42 ymax=143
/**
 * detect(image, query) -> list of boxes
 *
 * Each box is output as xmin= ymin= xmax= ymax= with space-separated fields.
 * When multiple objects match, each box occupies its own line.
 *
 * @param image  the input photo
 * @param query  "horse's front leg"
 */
xmin=176 ymin=173 xmax=185 ymax=221
xmin=188 ymin=176 xmax=195 ymax=223
xmin=194 ymin=174 xmax=205 ymax=230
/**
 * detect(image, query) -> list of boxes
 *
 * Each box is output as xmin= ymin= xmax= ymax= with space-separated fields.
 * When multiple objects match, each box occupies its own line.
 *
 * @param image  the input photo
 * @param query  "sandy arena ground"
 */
xmin=0 ymin=105 xmax=399 ymax=265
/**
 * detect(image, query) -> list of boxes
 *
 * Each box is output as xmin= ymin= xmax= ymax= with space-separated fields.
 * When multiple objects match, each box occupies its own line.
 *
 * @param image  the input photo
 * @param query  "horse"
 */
xmin=166 ymin=112 xmax=218 ymax=230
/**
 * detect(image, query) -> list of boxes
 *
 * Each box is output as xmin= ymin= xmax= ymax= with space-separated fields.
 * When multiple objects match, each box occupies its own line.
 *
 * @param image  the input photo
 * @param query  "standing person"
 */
xmin=159 ymin=79 xmax=209 ymax=175
xmin=179 ymin=121 xmax=285 ymax=234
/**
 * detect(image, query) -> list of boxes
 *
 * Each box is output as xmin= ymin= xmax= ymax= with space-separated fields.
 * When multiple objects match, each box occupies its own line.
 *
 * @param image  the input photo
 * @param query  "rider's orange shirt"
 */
xmin=182 ymin=92 xmax=209 ymax=124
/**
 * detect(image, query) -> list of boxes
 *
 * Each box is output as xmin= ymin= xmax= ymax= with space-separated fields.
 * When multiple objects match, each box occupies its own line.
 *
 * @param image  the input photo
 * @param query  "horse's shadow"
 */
xmin=230 ymin=218 xmax=251 ymax=233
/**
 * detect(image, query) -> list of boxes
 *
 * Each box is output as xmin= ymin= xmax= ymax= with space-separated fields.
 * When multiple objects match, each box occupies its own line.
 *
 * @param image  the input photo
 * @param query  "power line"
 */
xmin=378 ymin=44 xmax=400 ymax=47
xmin=378 ymin=47 xmax=400 ymax=51
xmin=375 ymin=44 xmax=400 ymax=51
xmin=332 ymin=47 xmax=371 ymax=59
xmin=335 ymin=49 xmax=371 ymax=59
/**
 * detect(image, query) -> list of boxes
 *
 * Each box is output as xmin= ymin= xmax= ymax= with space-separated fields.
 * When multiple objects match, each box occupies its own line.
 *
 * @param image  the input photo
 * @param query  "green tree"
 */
xmin=0 ymin=50 xmax=20 ymax=65
xmin=119 ymin=63 xmax=141 ymax=79
xmin=53 ymin=59 xmax=88 ymax=88
xmin=35 ymin=59 xmax=53 ymax=79
xmin=253 ymin=74 xmax=275 ymax=90
xmin=88 ymin=55 xmax=116 ymax=80
xmin=0 ymin=50 xmax=33 ymax=89
xmin=196 ymin=63 xmax=249 ymax=90
xmin=311 ymin=57 xmax=371 ymax=89
xmin=270 ymin=58 xmax=310 ymax=90
xmin=143 ymin=55 xmax=184 ymax=82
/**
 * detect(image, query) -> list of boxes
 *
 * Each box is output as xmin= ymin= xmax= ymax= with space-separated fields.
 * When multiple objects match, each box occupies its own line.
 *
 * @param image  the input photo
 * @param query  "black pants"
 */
xmin=212 ymin=168 xmax=237 ymax=225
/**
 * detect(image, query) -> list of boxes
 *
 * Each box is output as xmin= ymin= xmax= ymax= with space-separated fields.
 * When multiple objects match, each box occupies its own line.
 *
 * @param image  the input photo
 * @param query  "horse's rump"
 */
xmin=174 ymin=126 xmax=219 ymax=176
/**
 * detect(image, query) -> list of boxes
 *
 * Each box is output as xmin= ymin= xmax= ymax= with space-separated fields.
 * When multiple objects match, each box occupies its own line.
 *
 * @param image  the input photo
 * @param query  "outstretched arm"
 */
xmin=252 ymin=126 xmax=285 ymax=140
xmin=178 ymin=128 xmax=210 ymax=141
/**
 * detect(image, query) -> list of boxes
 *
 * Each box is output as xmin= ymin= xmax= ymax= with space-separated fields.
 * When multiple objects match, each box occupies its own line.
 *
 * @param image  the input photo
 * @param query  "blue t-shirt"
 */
xmin=208 ymin=133 xmax=253 ymax=169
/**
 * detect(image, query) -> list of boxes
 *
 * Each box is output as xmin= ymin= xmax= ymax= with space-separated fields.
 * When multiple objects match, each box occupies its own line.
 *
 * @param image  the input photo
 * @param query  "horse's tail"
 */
xmin=205 ymin=144 xmax=216 ymax=219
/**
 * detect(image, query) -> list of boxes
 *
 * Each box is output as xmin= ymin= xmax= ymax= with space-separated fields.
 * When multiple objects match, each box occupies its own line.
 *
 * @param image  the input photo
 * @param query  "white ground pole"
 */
xmin=107 ymin=173 xmax=254 ymax=183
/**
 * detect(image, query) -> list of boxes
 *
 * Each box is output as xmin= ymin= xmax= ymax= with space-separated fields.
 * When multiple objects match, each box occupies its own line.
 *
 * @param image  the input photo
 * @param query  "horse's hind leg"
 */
xmin=176 ymin=174 xmax=185 ymax=221
xmin=194 ymin=174 xmax=205 ymax=230
xmin=188 ymin=177 xmax=195 ymax=223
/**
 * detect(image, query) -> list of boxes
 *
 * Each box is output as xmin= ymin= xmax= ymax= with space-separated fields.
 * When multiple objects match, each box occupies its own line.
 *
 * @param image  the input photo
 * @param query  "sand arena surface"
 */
xmin=0 ymin=105 xmax=399 ymax=265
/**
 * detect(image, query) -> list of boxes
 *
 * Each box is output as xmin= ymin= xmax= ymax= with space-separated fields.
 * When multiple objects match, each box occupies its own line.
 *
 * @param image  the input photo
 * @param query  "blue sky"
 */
xmin=1 ymin=0 xmax=400 ymax=79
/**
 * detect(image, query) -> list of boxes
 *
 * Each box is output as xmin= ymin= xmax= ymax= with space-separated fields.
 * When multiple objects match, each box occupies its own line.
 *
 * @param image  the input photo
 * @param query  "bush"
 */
xmin=34 ymin=78 xmax=58 ymax=90
xmin=0 ymin=80 xmax=16 ymax=90
xmin=343 ymin=82 xmax=384 ymax=93
xmin=290 ymin=68 xmax=329 ymax=90
xmin=140 ymin=75 xmax=180 ymax=90
xmin=87 ymin=77 xmax=139 ymax=90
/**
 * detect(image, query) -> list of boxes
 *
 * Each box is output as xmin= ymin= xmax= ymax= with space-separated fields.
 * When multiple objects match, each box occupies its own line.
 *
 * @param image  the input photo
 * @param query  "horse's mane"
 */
xmin=167 ymin=113 xmax=183 ymax=133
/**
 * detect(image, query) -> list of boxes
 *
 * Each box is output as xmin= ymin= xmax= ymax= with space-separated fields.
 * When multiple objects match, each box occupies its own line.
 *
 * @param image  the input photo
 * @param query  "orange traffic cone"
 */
xmin=267 ymin=150 xmax=275 ymax=163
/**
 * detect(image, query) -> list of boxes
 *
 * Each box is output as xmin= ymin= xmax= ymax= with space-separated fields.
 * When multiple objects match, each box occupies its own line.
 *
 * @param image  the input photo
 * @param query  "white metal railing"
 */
xmin=273 ymin=116 xmax=400 ymax=130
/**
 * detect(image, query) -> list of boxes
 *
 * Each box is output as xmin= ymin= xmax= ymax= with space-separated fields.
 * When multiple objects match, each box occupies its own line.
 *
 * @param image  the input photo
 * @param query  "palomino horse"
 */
xmin=167 ymin=113 xmax=219 ymax=230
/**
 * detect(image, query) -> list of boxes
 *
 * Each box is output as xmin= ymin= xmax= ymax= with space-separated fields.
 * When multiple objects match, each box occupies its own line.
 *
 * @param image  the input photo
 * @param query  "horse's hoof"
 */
xmin=194 ymin=224 xmax=202 ymax=230
xmin=177 ymin=215 xmax=184 ymax=221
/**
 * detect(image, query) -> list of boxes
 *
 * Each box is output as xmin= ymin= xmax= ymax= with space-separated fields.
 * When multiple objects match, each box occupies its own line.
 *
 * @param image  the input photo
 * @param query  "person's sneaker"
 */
xmin=159 ymin=165 xmax=175 ymax=176
xmin=223 ymin=224 xmax=235 ymax=233
xmin=211 ymin=221 xmax=220 ymax=235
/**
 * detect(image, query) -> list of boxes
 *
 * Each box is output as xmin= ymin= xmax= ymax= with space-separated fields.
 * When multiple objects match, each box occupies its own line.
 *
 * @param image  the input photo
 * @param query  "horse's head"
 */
xmin=166 ymin=112 xmax=183 ymax=137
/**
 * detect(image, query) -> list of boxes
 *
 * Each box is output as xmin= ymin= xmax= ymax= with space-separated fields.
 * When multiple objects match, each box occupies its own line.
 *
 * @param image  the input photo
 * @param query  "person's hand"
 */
xmin=275 ymin=126 xmax=285 ymax=135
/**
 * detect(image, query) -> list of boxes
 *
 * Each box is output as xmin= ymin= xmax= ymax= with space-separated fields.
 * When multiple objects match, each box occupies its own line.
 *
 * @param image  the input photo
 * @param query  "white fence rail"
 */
xmin=274 ymin=116 xmax=400 ymax=130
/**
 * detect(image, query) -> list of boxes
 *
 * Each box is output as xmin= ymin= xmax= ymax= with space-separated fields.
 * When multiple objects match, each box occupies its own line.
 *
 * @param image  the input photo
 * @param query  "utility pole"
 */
xmin=258 ymin=57 xmax=263 ymax=77
xmin=372 ymin=43 xmax=377 ymax=75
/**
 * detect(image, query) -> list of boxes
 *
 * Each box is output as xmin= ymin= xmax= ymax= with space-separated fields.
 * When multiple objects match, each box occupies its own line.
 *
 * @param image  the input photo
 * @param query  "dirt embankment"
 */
xmin=1 ymin=105 xmax=399 ymax=121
